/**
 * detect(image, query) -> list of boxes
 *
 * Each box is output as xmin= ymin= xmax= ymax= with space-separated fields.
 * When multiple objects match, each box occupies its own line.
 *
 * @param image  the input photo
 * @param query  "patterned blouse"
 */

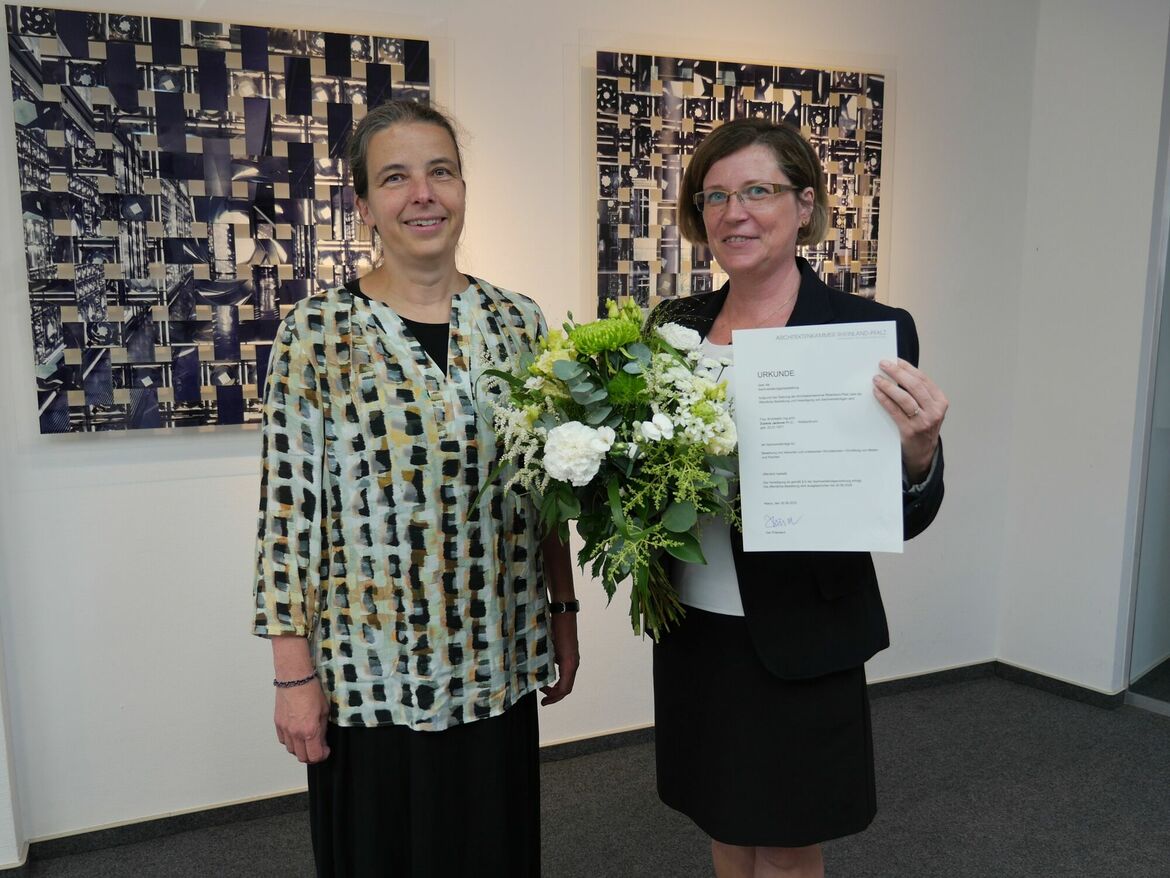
xmin=253 ymin=277 xmax=553 ymax=730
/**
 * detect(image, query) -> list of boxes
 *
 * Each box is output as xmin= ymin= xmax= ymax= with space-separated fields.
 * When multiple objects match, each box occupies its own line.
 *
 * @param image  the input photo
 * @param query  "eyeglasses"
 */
xmin=693 ymin=183 xmax=803 ymax=212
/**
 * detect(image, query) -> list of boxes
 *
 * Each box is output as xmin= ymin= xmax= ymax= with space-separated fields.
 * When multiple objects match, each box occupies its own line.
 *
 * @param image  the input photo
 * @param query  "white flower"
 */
xmin=655 ymin=322 xmax=701 ymax=352
xmin=651 ymin=412 xmax=674 ymax=439
xmin=694 ymin=356 xmax=724 ymax=378
xmin=524 ymin=375 xmax=546 ymax=390
xmin=636 ymin=412 xmax=675 ymax=442
xmin=705 ymin=413 xmax=738 ymax=455
xmin=542 ymin=421 xmax=615 ymax=486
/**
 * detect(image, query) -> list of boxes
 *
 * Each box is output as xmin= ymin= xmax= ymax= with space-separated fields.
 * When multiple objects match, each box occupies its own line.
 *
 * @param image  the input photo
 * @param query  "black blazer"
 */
xmin=654 ymin=258 xmax=945 ymax=679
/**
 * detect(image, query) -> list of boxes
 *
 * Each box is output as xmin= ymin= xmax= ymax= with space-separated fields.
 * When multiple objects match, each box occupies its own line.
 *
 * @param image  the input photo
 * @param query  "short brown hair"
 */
xmin=347 ymin=100 xmax=464 ymax=198
xmin=678 ymin=118 xmax=829 ymax=247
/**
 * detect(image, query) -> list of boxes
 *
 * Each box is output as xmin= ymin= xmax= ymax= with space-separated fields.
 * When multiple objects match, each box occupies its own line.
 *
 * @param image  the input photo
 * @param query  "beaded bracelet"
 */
xmin=273 ymin=672 xmax=318 ymax=689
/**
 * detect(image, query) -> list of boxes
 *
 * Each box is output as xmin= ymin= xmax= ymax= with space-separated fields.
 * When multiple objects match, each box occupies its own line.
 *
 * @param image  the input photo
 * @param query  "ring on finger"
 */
xmin=909 ymin=406 xmax=921 ymax=418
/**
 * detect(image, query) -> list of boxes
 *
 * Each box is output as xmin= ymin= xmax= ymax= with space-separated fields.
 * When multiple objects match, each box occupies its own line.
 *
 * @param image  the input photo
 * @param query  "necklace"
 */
xmin=714 ymin=284 xmax=800 ymax=341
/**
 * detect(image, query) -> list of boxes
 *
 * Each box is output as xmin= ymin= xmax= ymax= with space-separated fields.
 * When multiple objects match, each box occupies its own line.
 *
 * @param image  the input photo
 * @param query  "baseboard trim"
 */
xmin=868 ymin=661 xmax=997 ymax=698
xmin=28 ymin=793 xmax=308 ymax=863
xmin=993 ymin=661 xmax=1125 ymax=709
xmin=540 ymin=725 xmax=655 ymax=763
xmin=868 ymin=660 xmax=1126 ymax=710
xmin=0 ymin=844 xmax=28 ymax=875
xmin=21 ymin=660 xmax=1123 ymax=864
xmin=1125 ymin=690 xmax=1170 ymax=718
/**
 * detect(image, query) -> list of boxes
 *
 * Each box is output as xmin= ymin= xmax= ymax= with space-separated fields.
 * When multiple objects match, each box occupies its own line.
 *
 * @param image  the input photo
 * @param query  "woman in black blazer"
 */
xmin=651 ymin=119 xmax=946 ymax=878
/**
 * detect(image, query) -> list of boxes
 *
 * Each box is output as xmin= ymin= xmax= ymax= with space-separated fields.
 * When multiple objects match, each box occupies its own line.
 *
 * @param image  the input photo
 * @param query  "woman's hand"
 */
xmin=873 ymin=358 xmax=948 ymax=482
xmin=540 ymin=612 xmax=580 ymax=706
xmin=270 ymin=635 xmax=330 ymax=763
xmin=275 ymin=682 xmax=331 ymax=764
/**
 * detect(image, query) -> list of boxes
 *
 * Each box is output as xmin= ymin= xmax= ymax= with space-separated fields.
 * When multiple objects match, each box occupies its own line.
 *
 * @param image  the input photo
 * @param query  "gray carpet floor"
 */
xmin=19 ymin=677 xmax=1170 ymax=877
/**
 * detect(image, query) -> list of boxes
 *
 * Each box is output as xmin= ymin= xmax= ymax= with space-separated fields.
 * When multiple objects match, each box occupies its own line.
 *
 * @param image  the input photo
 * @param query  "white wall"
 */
xmin=0 ymin=0 xmax=1165 ymax=852
xmin=0 ymin=655 xmax=22 ymax=868
xmin=1130 ymin=51 xmax=1170 ymax=681
xmin=997 ymin=0 xmax=1170 ymax=693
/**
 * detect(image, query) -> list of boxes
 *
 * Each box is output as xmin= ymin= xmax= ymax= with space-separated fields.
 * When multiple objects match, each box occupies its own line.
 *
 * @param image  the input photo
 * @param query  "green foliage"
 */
xmin=485 ymin=298 xmax=740 ymax=639
xmin=661 ymin=500 xmax=697 ymax=533
xmin=605 ymin=371 xmax=647 ymax=407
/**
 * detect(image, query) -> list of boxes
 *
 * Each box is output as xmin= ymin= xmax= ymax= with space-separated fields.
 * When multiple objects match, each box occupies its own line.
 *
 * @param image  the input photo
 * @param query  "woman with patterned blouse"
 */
xmin=253 ymin=100 xmax=579 ymax=877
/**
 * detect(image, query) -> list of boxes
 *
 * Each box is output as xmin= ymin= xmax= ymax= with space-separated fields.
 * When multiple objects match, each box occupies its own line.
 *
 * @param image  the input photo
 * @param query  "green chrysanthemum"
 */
xmin=570 ymin=317 xmax=641 ymax=355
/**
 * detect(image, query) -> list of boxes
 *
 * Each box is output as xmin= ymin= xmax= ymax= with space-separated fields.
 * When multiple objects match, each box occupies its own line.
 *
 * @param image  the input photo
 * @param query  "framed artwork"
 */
xmin=595 ymin=50 xmax=884 ymax=312
xmin=6 ymin=5 xmax=430 ymax=432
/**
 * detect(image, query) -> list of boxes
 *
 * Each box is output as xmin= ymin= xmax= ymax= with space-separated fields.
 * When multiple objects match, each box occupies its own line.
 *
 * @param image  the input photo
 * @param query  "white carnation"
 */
xmin=655 ymin=322 xmax=701 ymax=352
xmin=524 ymin=375 xmax=546 ymax=390
xmin=542 ymin=421 xmax=615 ymax=486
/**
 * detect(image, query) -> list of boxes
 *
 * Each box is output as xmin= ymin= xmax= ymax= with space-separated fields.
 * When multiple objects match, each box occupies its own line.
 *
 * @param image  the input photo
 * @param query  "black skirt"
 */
xmin=307 ymin=691 xmax=540 ymax=877
xmin=653 ymin=607 xmax=875 ymax=848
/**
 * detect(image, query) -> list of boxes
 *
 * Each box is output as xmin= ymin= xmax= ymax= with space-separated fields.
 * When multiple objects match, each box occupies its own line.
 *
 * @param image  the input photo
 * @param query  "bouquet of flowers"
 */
xmin=482 ymin=299 xmax=739 ymax=639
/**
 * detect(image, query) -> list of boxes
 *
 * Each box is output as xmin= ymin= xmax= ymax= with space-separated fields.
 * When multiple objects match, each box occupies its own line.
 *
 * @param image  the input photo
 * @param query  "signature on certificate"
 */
xmin=764 ymin=514 xmax=803 ymax=529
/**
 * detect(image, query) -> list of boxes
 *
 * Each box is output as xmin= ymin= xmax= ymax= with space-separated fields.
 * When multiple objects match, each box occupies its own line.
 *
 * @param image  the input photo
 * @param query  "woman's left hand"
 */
xmin=873 ymin=358 xmax=948 ymax=482
xmin=540 ymin=612 xmax=580 ymax=706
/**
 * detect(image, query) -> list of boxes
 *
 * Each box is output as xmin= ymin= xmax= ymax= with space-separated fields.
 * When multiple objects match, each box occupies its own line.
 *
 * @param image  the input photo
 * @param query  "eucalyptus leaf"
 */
xmin=553 ymin=359 xmax=585 ymax=380
xmin=585 ymin=405 xmax=613 ymax=425
xmin=661 ymin=500 xmax=697 ymax=533
xmin=706 ymin=454 xmax=738 ymax=473
xmin=628 ymin=342 xmax=652 ymax=364
xmin=622 ymin=361 xmax=644 ymax=374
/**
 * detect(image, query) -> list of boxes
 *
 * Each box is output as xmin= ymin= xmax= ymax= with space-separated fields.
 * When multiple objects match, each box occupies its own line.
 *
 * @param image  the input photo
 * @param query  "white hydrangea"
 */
xmin=655 ymin=322 xmax=701 ymax=352
xmin=542 ymin=422 xmax=616 ymax=486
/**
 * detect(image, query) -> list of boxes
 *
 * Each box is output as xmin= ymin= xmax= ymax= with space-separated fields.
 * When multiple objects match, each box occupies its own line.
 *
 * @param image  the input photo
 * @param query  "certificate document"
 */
xmin=732 ymin=321 xmax=903 ymax=553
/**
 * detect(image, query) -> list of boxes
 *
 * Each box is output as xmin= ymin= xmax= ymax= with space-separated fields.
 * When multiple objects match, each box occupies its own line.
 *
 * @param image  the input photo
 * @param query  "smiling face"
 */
xmin=355 ymin=121 xmax=466 ymax=272
xmin=700 ymin=143 xmax=814 ymax=281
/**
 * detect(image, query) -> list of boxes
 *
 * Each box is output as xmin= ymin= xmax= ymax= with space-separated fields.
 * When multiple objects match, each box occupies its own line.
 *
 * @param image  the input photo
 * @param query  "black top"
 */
xmin=652 ymin=257 xmax=945 ymax=680
xmin=344 ymin=278 xmax=450 ymax=373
